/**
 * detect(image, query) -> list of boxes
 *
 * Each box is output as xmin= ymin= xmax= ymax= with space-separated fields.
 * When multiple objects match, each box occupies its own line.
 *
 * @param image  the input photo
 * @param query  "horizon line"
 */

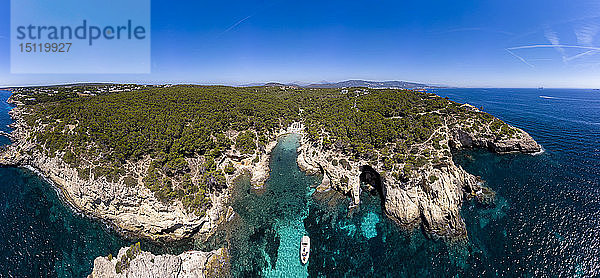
xmin=1 ymin=82 xmax=599 ymax=90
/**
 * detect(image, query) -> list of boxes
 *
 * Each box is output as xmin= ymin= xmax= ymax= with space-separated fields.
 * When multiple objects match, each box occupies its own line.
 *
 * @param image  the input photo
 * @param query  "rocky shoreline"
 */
xmin=0 ymin=90 xmax=541 ymax=275
xmin=0 ymin=105 xmax=225 ymax=241
xmin=0 ymin=88 xmax=541 ymax=242
xmin=88 ymin=245 xmax=229 ymax=278
xmin=0 ymin=100 xmax=291 ymax=242
xmin=0 ymin=98 xmax=305 ymax=275
xmin=296 ymin=114 xmax=541 ymax=239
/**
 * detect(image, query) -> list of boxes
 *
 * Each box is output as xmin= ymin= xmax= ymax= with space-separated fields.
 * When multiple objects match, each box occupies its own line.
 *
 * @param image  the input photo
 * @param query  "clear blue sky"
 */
xmin=1 ymin=0 xmax=600 ymax=87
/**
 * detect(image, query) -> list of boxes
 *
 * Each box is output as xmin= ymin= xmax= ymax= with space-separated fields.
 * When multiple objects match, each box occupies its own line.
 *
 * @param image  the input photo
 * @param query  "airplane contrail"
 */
xmin=218 ymin=1 xmax=279 ymax=38
xmin=505 ymin=49 xmax=535 ymax=68
xmin=565 ymin=50 xmax=598 ymax=61
xmin=221 ymin=14 xmax=255 ymax=36
xmin=507 ymin=44 xmax=600 ymax=51
xmin=506 ymin=44 xmax=600 ymax=67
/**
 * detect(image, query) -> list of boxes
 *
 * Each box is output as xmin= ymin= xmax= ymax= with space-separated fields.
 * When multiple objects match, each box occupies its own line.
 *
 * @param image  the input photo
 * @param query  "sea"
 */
xmin=0 ymin=88 xmax=598 ymax=277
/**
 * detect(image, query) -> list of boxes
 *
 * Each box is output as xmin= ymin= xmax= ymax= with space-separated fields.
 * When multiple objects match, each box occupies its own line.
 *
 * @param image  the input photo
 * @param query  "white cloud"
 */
xmin=575 ymin=21 xmax=599 ymax=46
xmin=544 ymin=26 xmax=567 ymax=62
xmin=544 ymin=27 xmax=560 ymax=45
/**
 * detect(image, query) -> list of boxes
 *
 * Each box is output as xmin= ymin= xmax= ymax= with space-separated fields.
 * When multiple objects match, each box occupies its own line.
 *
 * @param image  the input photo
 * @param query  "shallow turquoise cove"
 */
xmin=226 ymin=89 xmax=600 ymax=277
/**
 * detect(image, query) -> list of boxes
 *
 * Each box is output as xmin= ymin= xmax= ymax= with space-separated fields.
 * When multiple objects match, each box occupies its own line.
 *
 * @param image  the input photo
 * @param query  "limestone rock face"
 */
xmin=0 ymin=104 xmax=297 ymax=241
xmin=88 ymin=246 xmax=229 ymax=278
xmin=223 ymin=124 xmax=304 ymax=190
xmin=382 ymin=163 xmax=479 ymax=238
xmin=0 ymin=96 xmax=541 ymax=242
xmin=296 ymin=123 xmax=539 ymax=239
xmin=0 ymin=107 xmax=225 ymax=240
xmin=297 ymin=135 xmax=481 ymax=238
xmin=297 ymin=135 xmax=361 ymax=205
xmin=451 ymin=127 xmax=541 ymax=154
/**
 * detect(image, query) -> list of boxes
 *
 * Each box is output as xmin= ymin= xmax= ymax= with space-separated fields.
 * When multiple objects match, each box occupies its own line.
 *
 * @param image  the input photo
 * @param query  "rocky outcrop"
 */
xmin=297 ymin=135 xmax=480 ymax=238
xmin=88 ymin=246 xmax=229 ymax=278
xmin=0 ymin=104 xmax=301 ymax=240
xmin=382 ymin=163 xmax=479 ymax=238
xmin=297 ymin=135 xmax=362 ymax=206
xmin=451 ymin=127 xmax=541 ymax=154
xmin=230 ymin=138 xmax=278 ymax=189
xmin=1 ymin=90 xmax=540 ymax=242
xmin=0 ymin=106 xmax=227 ymax=240
xmin=297 ymin=120 xmax=540 ymax=239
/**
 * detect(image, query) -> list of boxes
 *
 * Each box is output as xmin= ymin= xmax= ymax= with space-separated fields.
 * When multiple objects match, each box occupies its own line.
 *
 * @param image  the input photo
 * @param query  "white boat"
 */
xmin=300 ymin=235 xmax=310 ymax=265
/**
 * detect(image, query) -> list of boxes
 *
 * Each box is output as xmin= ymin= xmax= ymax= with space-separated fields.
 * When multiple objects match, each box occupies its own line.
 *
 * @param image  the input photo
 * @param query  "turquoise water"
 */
xmin=1 ymin=88 xmax=599 ymax=276
xmin=222 ymin=134 xmax=320 ymax=277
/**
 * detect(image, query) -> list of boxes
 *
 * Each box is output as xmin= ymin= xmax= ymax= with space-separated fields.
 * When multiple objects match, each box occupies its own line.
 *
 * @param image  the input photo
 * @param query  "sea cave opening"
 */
xmin=359 ymin=165 xmax=385 ymax=206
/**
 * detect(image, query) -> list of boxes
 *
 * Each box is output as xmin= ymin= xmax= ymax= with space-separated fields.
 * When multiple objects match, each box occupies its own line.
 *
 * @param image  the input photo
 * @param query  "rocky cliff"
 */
xmin=0 ymin=102 xmax=298 ymax=242
xmin=2 ymin=86 xmax=541 ymax=247
xmin=1 ymin=106 xmax=230 ymax=240
xmin=88 ymin=245 xmax=229 ymax=278
xmin=297 ymin=114 xmax=541 ymax=239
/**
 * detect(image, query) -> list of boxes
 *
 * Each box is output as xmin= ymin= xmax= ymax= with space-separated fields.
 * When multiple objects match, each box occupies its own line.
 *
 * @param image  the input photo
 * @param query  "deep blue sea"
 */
xmin=0 ymin=91 xmax=130 ymax=277
xmin=1 ymin=88 xmax=599 ymax=277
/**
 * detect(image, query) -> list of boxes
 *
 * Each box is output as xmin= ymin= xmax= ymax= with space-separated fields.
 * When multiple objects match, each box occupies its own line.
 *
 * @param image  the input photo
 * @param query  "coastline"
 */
xmin=294 ymin=112 xmax=541 ymax=239
xmin=18 ymin=164 xmax=155 ymax=242
xmin=248 ymin=128 xmax=306 ymax=190
xmin=0 ymin=102 xmax=225 ymax=241
xmin=2 ymin=86 xmax=597 ymax=277
xmin=0 ymin=97 xmax=161 ymax=241
xmin=0 ymin=87 xmax=541 ymax=243
xmin=0 ymin=88 xmax=541 ymax=243
xmin=0 ymin=94 xmax=303 ymax=243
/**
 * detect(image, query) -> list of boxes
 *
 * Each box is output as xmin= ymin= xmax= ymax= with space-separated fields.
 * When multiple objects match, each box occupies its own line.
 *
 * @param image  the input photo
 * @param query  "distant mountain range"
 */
xmin=307 ymin=80 xmax=439 ymax=89
xmin=250 ymin=80 xmax=441 ymax=89
xmin=3 ymin=80 xmax=442 ymax=90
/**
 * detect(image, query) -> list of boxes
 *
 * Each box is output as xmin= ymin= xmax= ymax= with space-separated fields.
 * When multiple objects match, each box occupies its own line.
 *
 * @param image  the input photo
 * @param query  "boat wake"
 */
xmin=530 ymin=145 xmax=545 ymax=156
xmin=539 ymin=95 xmax=600 ymax=102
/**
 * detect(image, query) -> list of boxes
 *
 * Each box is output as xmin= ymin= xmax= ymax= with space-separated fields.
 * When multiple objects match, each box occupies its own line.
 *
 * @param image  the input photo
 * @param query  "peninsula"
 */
xmin=0 ymin=84 xmax=540 ymax=274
